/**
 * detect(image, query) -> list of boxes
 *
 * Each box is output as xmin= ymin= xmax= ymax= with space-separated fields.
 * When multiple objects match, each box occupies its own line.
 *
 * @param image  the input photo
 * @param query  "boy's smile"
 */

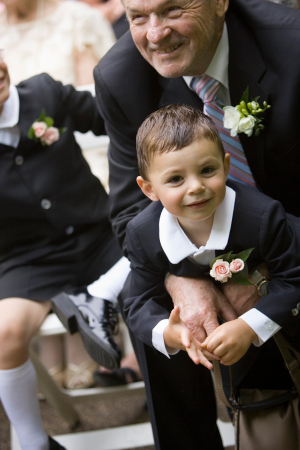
xmin=138 ymin=139 xmax=230 ymax=236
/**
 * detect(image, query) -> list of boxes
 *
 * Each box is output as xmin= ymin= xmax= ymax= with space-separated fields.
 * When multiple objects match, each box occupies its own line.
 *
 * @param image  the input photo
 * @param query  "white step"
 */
xmin=11 ymin=419 xmax=234 ymax=449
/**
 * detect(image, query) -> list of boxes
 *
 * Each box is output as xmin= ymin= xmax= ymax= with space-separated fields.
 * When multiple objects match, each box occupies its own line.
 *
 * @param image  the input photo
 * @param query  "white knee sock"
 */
xmin=87 ymin=256 xmax=131 ymax=304
xmin=0 ymin=359 xmax=49 ymax=450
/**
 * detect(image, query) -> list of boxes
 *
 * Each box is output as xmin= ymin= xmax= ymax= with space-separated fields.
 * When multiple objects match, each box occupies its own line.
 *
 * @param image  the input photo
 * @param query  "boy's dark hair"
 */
xmin=136 ymin=104 xmax=225 ymax=180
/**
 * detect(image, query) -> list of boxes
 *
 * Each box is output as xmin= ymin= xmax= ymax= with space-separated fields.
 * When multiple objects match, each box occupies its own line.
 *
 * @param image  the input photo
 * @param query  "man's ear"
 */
xmin=224 ymin=153 xmax=231 ymax=179
xmin=216 ymin=0 xmax=229 ymax=17
xmin=137 ymin=176 xmax=159 ymax=201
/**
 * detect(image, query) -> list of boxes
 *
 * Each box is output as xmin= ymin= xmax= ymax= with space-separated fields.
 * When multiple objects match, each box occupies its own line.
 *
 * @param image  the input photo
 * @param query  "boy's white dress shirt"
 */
xmin=152 ymin=186 xmax=281 ymax=358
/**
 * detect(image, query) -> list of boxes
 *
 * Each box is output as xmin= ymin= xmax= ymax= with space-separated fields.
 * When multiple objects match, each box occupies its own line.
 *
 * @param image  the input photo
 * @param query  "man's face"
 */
xmin=124 ymin=0 xmax=228 ymax=78
xmin=0 ymin=62 xmax=10 ymax=114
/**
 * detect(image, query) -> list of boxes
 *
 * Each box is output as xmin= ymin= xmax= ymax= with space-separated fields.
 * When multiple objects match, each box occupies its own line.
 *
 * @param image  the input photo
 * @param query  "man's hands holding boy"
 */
xmin=166 ymin=275 xmax=238 ymax=341
xmin=165 ymin=274 xmax=261 ymax=368
xmin=163 ymin=306 xmax=218 ymax=370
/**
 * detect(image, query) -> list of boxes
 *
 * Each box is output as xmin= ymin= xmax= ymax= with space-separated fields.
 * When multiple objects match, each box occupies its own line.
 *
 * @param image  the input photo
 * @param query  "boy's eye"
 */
xmin=168 ymin=175 xmax=182 ymax=183
xmin=201 ymin=167 xmax=215 ymax=175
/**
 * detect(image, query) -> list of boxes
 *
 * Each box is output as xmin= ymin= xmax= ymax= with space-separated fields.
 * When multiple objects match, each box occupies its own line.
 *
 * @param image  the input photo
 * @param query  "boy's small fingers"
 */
xmin=202 ymin=348 xmax=219 ymax=359
xmin=198 ymin=351 xmax=213 ymax=370
xmin=170 ymin=306 xmax=181 ymax=325
xmin=181 ymin=330 xmax=191 ymax=348
xmin=186 ymin=347 xmax=200 ymax=365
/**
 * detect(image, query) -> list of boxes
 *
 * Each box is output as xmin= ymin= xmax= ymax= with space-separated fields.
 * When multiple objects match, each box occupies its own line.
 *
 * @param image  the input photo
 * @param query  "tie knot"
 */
xmin=191 ymin=75 xmax=220 ymax=104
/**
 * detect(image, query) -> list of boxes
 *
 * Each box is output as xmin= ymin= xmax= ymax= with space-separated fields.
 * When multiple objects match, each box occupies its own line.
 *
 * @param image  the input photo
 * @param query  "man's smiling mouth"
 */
xmin=155 ymin=44 xmax=181 ymax=54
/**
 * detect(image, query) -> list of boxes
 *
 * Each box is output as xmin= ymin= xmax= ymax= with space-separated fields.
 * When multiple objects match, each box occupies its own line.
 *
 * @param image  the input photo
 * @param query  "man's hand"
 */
xmin=165 ymin=275 xmax=237 ymax=342
xmin=219 ymin=282 xmax=260 ymax=316
xmin=164 ymin=306 xmax=217 ymax=370
xmin=220 ymin=262 xmax=270 ymax=315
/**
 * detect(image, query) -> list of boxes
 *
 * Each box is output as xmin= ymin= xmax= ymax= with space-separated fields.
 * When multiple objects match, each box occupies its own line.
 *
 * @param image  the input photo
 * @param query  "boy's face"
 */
xmin=137 ymin=139 xmax=230 ymax=226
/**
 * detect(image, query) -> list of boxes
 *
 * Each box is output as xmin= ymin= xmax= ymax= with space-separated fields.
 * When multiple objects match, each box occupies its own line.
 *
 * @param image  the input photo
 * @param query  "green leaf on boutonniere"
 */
xmin=234 ymin=248 xmax=254 ymax=262
xmin=210 ymin=251 xmax=233 ymax=268
xmin=35 ymin=109 xmax=54 ymax=127
xmin=231 ymin=273 xmax=253 ymax=285
xmin=241 ymin=86 xmax=249 ymax=104
xmin=27 ymin=127 xmax=36 ymax=139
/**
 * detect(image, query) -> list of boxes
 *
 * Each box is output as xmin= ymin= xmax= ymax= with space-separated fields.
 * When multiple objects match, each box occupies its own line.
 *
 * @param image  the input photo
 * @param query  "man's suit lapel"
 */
xmin=226 ymin=10 xmax=269 ymax=192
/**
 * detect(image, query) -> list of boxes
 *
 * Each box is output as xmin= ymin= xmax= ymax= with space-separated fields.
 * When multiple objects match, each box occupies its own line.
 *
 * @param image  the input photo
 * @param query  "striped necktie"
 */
xmin=191 ymin=75 xmax=256 ymax=189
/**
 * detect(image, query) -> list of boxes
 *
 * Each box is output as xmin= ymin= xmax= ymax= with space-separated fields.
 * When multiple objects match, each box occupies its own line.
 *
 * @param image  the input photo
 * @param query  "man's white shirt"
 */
xmin=183 ymin=23 xmax=230 ymax=106
xmin=152 ymin=187 xmax=281 ymax=358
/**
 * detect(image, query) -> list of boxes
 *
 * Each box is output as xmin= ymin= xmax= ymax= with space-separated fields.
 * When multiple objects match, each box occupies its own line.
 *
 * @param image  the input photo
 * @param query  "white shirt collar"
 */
xmin=0 ymin=85 xmax=19 ymax=129
xmin=159 ymin=185 xmax=236 ymax=265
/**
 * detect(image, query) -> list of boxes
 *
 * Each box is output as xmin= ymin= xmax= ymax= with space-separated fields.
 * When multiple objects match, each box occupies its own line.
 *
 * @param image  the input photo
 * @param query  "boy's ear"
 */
xmin=137 ymin=176 xmax=159 ymax=201
xmin=224 ymin=153 xmax=230 ymax=179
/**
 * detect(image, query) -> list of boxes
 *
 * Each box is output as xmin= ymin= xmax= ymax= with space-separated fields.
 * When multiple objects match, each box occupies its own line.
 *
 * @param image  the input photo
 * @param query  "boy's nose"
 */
xmin=187 ymin=179 xmax=205 ymax=195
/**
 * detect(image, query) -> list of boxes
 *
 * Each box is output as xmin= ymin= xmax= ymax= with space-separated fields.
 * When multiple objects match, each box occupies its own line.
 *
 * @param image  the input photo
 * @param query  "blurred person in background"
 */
xmin=79 ymin=0 xmax=128 ymax=39
xmin=0 ymin=0 xmax=116 ymax=86
xmin=0 ymin=0 xmax=117 ymax=389
xmin=0 ymin=53 xmax=126 ymax=449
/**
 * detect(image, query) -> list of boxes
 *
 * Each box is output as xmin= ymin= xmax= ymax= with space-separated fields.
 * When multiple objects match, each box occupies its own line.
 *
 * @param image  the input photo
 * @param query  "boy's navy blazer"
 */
xmin=0 ymin=73 xmax=109 ymax=256
xmin=125 ymin=181 xmax=300 ymax=387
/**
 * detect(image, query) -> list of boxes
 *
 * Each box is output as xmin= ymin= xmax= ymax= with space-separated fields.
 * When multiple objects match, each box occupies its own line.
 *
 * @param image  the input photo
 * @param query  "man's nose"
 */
xmin=146 ymin=15 xmax=171 ymax=44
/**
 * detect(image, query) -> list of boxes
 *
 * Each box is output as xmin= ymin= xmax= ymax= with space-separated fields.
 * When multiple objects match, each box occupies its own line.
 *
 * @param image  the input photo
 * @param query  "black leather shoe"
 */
xmin=51 ymin=287 xmax=121 ymax=371
xmin=49 ymin=436 xmax=66 ymax=449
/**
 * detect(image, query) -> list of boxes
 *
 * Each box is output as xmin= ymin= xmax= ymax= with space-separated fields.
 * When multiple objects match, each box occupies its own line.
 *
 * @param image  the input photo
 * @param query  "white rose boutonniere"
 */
xmin=28 ymin=110 xmax=66 ymax=146
xmin=223 ymin=87 xmax=271 ymax=137
xmin=210 ymin=248 xmax=254 ymax=285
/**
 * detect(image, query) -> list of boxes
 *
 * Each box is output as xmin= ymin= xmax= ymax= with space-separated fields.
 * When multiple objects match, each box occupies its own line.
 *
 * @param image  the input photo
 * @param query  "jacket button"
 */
xmin=65 ymin=226 xmax=74 ymax=235
xmin=41 ymin=199 xmax=51 ymax=210
xmin=15 ymin=155 xmax=24 ymax=166
xmin=292 ymin=308 xmax=299 ymax=317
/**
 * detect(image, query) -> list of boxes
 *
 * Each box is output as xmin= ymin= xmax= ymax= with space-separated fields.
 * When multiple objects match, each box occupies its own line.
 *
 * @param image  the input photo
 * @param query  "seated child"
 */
xmin=124 ymin=104 xmax=300 ymax=398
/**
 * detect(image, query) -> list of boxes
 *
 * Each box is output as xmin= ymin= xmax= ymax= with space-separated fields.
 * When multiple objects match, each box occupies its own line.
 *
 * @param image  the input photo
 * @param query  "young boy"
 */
xmin=124 ymin=104 xmax=300 ymax=397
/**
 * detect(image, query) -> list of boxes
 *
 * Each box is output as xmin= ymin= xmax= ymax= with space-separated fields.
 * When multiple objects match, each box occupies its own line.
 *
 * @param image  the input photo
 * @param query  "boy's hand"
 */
xmin=164 ymin=306 xmax=218 ymax=370
xmin=201 ymin=319 xmax=258 ymax=365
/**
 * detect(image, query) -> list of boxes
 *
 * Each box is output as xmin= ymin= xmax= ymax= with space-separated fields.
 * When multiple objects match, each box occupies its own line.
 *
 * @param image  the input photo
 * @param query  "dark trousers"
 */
xmin=120 ymin=277 xmax=224 ymax=450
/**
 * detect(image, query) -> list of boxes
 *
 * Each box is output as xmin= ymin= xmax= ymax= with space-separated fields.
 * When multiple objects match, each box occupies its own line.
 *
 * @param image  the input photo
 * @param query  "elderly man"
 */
xmin=91 ymin=0 xmax=300 ymax=448
xmin=55 ymin=1 xmax=300 ymax=449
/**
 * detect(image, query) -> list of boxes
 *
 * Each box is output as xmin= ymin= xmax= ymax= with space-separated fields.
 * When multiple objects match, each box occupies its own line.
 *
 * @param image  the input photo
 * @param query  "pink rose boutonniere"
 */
xmin=28 ymin=110 xmax=66 ymax=146
xmin=210 ymin=248 xmax=254 ymax=285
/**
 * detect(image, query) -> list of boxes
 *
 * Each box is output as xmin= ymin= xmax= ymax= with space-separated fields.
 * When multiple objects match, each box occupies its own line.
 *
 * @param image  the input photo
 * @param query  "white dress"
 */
xmin=0 ymin=1 xmax=116 ymax=86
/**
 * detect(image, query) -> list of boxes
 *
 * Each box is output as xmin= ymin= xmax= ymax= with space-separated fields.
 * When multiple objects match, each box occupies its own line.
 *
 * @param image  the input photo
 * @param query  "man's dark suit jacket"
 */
xmin=94 ymin=0 xmax=300 ymax=255
xmin=0 ymin=73 xmax=109 ymax=260
xmin=125 ymin=180 xmax=300 ymax=389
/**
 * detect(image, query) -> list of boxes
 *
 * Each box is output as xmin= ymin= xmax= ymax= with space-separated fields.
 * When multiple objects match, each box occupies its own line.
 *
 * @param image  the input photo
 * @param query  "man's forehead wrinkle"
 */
xmin=126 ymin=0 xmax=178 ymax=13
